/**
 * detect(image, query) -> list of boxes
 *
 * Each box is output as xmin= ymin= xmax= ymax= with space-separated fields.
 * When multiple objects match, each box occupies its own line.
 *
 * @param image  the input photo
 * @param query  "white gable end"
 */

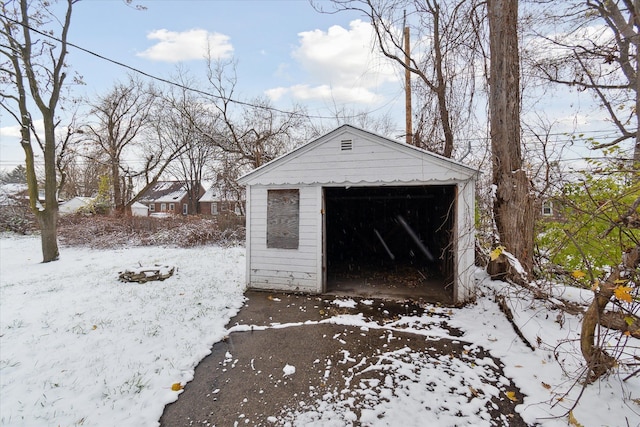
xmin=239 ymin=126 xmax=476 ymax=186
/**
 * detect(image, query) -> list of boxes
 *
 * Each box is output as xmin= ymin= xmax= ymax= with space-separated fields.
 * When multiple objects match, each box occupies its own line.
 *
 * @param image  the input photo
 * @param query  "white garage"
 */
xmin=237 ymin=125 xmax=478 ymax=304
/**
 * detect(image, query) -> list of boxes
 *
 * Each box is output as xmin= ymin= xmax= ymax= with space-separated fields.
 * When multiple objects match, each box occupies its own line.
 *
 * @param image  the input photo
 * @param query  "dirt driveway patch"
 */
xmin=160 ymin=291 xmax=529 ymax=426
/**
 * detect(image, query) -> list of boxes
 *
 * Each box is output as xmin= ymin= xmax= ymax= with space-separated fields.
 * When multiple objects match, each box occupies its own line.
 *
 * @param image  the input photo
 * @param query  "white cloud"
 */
xmin=0 ymin=120 xmax=46 ymax=171
xmin=265 ymin=87 xmax=289 ymax=101
xmin=294 ymin=20 xmax=397 ymax=84
xmin=267 ymin=84 xmax=383 ymax=104
xmin=0 ymin=123 xmax=21 ymax=138
xmin=269 ymin=20 xmax=398 ymax=105
xmin=0 ymin=119 xmax=45 ymax=139
xmin=137 ymin=29 xmax=233 ymax=62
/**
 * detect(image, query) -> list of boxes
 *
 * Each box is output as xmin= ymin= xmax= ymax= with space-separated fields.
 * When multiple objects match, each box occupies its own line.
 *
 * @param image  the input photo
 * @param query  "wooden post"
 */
xmin=404 ymin=24 xmax=412 ymax=145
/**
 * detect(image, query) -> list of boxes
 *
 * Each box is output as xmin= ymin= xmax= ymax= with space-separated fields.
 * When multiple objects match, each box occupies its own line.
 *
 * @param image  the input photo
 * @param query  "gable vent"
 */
xmin=340 ymin=139 xmax=353 ymax=151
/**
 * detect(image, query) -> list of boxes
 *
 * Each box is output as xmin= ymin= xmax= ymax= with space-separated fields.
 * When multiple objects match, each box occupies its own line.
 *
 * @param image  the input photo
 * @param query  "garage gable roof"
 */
xmin=238 ymin=125 xmax=478 ymax=186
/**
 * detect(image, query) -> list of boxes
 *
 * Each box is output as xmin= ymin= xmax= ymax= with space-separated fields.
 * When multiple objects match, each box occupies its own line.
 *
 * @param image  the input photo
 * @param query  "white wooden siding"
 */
xmin=454 ymin=180 xmax=476 ymax=302
xmin=240 ymin=125 xmax=478 ymax=303
xmin=240 ymin=127 xmax=476 ymax=187
xmin=247 ymin=185 xmax=322 ymax=292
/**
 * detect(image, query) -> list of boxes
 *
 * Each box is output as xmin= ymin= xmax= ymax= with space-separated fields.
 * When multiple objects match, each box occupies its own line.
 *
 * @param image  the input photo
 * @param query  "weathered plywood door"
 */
xmin=266 ymin=189 xmax=300 ymax=249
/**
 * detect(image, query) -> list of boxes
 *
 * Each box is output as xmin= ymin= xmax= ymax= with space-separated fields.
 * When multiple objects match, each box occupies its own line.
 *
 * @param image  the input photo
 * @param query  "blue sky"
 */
xmin=1 ymin=0 xmax=405 ymax=170
xmin=0 ymin=0 xmax=622 ymax=172
xmin=66 ymin=0 xmax=399 ymax=104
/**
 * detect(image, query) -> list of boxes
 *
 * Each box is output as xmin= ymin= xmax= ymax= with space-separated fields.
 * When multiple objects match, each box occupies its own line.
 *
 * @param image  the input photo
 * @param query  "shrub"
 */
xmin=536 ymin=174 xmax=639 ymax=281
xmin=0 ymin=205 xmax=36 ymax=235
xmin=57 ymin=214 xmax=244 ymax=249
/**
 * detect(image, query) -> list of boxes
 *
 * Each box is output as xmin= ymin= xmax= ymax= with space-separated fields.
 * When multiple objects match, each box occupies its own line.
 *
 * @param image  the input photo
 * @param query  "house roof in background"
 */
xmin=199 ymin=187 xmax=220 ymax=203
xmin=137 ymin=181 xmax=189 ymax=204
xmin=130 ymin=201 xmax=148 ymax=209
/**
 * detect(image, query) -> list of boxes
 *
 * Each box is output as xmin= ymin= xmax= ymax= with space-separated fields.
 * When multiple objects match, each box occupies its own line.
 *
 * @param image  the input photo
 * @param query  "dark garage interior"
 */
xmin=324 ymin=185 xmax=456 ymax=302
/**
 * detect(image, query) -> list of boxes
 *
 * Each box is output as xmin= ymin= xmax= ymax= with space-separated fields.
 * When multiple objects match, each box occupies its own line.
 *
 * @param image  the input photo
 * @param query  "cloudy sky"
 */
xmin=84 ymin=0 xmax=401 ymax=105
xmin=1 ymin=0 xmax=406 ymax=170
xmin=0 ymin=0 xmax=618 ymax=172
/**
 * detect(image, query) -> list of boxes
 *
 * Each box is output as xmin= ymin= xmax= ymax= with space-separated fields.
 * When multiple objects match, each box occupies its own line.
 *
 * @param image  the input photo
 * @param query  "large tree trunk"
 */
xmin=39 ymin=114 xmax=60 ymax=262
xmin=112 ymin=160 xmax=123 ymax=214
xmin=22 ymin=114 xmax=58 ymax=262
xmin=2 ymin=0 xmax=70 ymax=263
xmin=21 ymin=100 xmax=60 ymax=263
xmin=487 ymin=0 xmax=534 ymax=275
xmin=38 ymin=208 xmax=59 ymax=262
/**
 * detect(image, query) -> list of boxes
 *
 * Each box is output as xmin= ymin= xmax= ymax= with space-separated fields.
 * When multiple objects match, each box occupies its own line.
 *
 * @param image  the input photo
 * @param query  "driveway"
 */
xmin=160 ymin=291 xmax=529 ymax=426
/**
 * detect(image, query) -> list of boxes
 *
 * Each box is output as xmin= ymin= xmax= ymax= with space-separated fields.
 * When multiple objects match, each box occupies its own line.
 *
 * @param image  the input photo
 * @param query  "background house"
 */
xmin=136 ymin=181 xmax=205 ymax=216
xmin=199 ymin=186 xmax=245 ymax=217
xmin=535 ymin=196 xmax=566 ymax=223
xmin=238 ymin=125 xmax=478 ymax=305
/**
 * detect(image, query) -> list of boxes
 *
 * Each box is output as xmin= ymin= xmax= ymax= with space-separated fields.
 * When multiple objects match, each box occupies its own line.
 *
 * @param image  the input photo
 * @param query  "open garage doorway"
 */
xmin=324 ymin=185 xmax=456 ymax=303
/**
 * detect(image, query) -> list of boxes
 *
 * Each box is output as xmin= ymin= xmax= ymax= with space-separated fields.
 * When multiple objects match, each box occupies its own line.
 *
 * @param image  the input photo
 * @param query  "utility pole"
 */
xmin=403 ymin=12 xmax=413 ymax=145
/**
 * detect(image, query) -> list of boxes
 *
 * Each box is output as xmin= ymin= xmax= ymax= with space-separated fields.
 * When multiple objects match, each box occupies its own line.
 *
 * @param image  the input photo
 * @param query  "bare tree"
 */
xmin=305 ymin=102 xmax=398 ymax=140
xmin=320 ymin=0 xmax=484 ymax=157
xmin=83 ymin=75 xmax=157 ymax=213
xmin=488 ymin=0 xmax=535 ymax=275
xmin=0 ymin=0 xmax=77 ymax=262
xmin=527 ymin=0 xmax=640 ymax=178
xmin=58 ymin=142 xmax=109 ymax=198
xmin=203 ymin=59 xmax=308 ymax=170
xmin=159 ymin=80 xmax=220 ymax=214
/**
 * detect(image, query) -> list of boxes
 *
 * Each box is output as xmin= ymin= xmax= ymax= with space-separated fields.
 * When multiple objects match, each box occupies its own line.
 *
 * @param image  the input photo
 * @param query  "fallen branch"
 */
xmin=488 ymin=250 xmax=545 ymax=298
xmin=599 ymin=311 xmax=640 ymax=339
xmin=495 ymin=294 xmax=536 ymax=351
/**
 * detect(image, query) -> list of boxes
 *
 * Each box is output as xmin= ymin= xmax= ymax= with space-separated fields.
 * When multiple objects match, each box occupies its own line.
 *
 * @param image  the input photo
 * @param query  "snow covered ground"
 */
xmin=0 ymin=234 xmax=638 ymax=426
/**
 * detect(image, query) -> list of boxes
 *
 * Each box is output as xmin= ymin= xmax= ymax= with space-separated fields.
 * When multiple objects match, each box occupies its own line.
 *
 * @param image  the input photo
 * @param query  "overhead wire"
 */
xmin=0 ymin=10 xmax=394 ymax=121
xmin=0 ymin=9 xmax=634 ymax=167
xmin=1 ymin=11 xmax=632 ymax=135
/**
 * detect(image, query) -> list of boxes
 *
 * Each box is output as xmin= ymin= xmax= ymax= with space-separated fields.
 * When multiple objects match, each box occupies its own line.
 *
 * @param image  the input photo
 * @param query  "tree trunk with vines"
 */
xmin=487 ymin=0 xmax=535 ymax=275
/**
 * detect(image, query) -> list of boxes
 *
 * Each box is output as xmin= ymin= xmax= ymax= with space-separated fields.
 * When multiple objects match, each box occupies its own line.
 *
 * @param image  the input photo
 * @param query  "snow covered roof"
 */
xmin=137 ymin=181 xmax=189 ymax=204
xmin=130 ymin=201 xmax=148 ymax=209
xmin=0 ymin=183 xmax=28 ymax=206
xmin=130 ymin=202 xmax=149 ymax=216
xmin=199 ymin=187 xmax=220 ymax=203
xmin=59 ymin=196 xmax=94 ymax=214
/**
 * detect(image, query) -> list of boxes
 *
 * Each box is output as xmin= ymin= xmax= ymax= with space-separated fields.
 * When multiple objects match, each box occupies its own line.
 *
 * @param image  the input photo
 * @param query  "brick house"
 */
xmin=536 ymin=197 xmax=566 ymax=223
xmin=199 ymin=186 xmax=245 ymax=217
xmin=137 ymin=181 xmax=205 ymax=215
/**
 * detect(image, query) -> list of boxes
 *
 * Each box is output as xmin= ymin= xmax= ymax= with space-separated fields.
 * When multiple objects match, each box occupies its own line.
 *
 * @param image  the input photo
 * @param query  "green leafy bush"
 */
xmin=536 ymin=171 xmax=639 ymax=283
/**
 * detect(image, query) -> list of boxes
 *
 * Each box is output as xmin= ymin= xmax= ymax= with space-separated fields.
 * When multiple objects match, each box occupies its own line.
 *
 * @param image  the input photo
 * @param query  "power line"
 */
xmin=1 ymin=10 xmax=635 ymax=155
xmin=0 ymin=10 xmax=388 ymax=121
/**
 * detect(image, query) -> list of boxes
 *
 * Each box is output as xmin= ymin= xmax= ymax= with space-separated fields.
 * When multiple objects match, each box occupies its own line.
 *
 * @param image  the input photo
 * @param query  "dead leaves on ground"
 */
xmin=505 ymin=390 xmax=518 ymax=402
